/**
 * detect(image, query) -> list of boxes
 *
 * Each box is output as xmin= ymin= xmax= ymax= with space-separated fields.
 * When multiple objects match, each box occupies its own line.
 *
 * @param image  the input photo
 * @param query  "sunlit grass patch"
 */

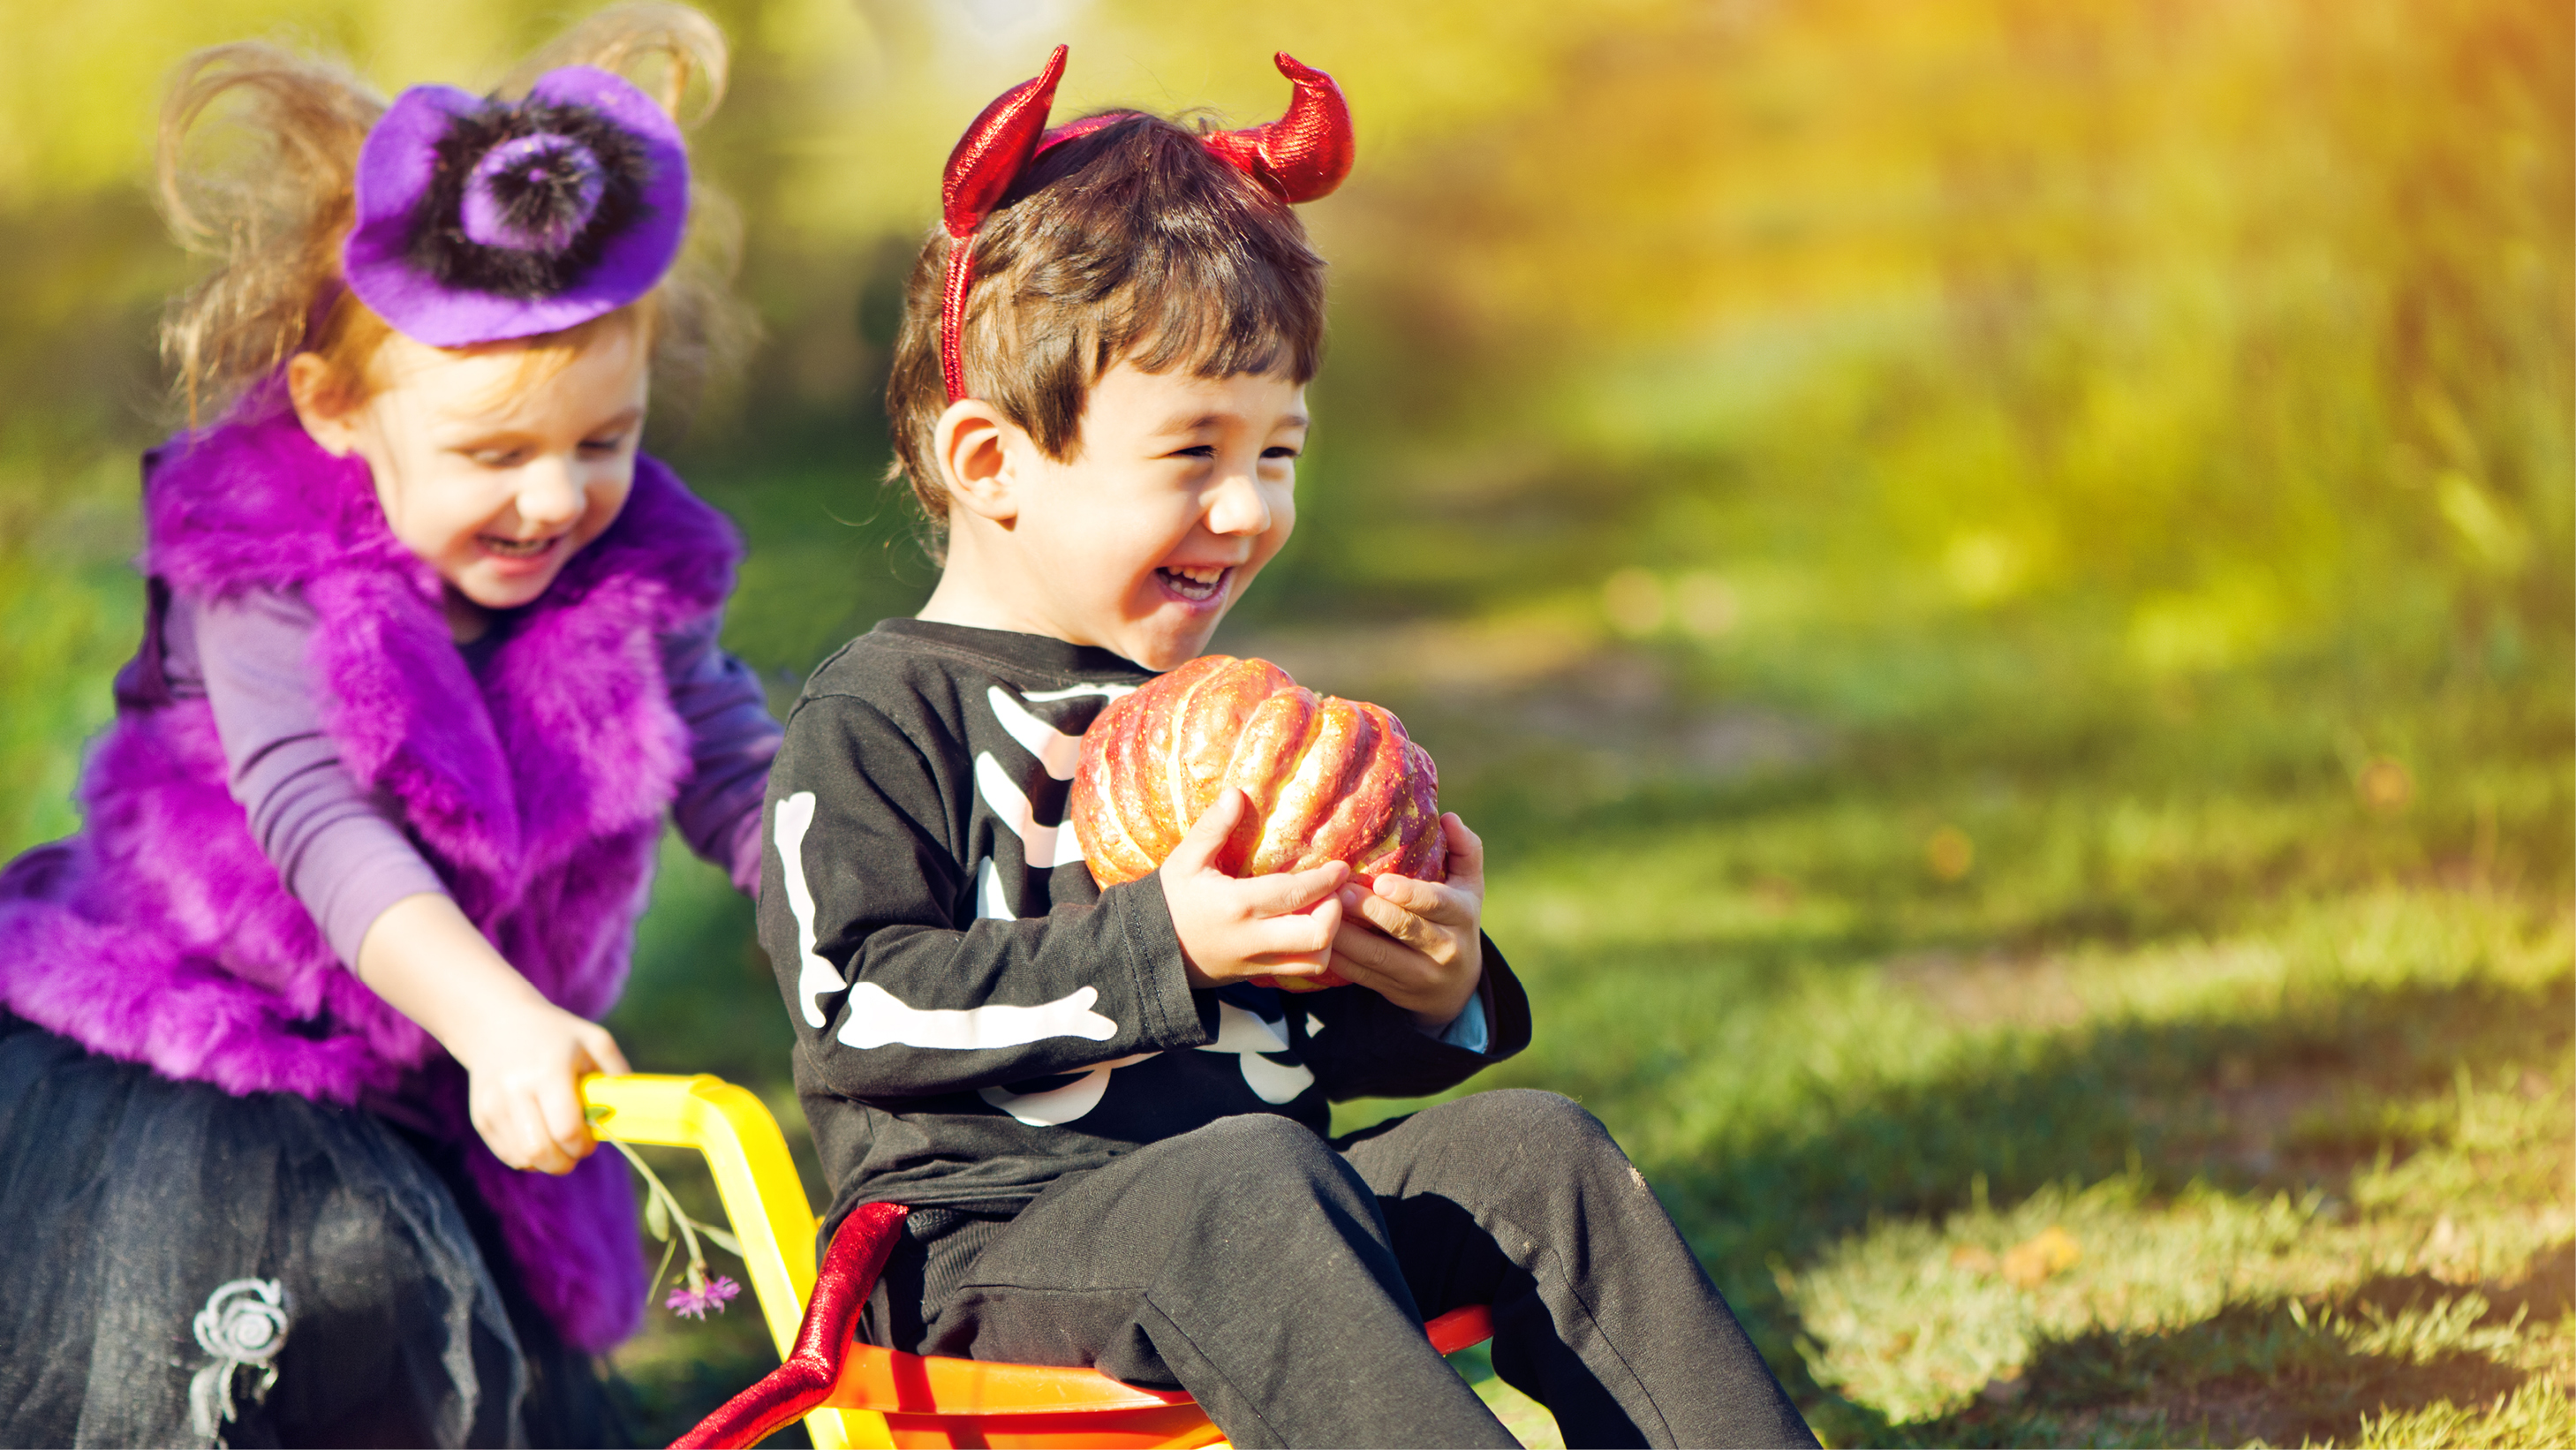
xmin=2340 ymin=1378 xmax=2576 ymax=1450
xmin=1788 ymin=1176 xmax=2320 ymax=1424
xmin=1333 ymin=625 xmax=2570 ymax=1448
xmin=1774 ymin=1021 xmax=2571 ymax=1445
xmin=1458 ymin=879 xmax=2570 ymax=1197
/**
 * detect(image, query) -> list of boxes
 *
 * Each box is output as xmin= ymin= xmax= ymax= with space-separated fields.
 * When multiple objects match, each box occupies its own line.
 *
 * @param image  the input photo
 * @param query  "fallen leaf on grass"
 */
xmin=2001 ymin=1226 xmax=2081 ymax=1288
xmin=1949 ymin=1243 xmax=2000 ymax=1275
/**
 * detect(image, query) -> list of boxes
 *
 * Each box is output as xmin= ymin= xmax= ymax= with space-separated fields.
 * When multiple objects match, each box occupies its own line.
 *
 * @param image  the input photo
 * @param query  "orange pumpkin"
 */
xmin=1070 ymin=655 xmax=1446 ymax=991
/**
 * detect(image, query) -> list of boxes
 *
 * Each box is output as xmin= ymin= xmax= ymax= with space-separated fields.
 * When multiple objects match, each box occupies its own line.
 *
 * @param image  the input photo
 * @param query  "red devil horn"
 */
xmin=941 ymin=45 xmax=1067 ymax=238
xmin=1201 ymin=52 xmax=1355 ymax=203
xmin=940 ymin=46 xmax=1067 ymax=402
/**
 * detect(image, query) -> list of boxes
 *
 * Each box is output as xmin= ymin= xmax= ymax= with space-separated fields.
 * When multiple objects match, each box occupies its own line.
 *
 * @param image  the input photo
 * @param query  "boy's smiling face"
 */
xmin=920 ymin=357 xmax=1306 ymax=669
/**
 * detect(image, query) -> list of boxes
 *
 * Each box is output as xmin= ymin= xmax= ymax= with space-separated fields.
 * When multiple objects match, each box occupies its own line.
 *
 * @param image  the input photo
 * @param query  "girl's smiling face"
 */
xmin=920 ymin=358 xmax=1306 ymax=670
xmin=289 ymin=318 xmax=649 ymax=629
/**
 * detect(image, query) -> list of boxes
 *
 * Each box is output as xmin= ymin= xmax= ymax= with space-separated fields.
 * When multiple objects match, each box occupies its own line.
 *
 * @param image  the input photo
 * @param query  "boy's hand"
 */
xmin=1160 ymin=787 xmax=1349 ymax=988
xmin=451 ymin=1000 xmax=631 ymax=1176
xmin=1329 ymin=813 xmax=1486 ymax=1031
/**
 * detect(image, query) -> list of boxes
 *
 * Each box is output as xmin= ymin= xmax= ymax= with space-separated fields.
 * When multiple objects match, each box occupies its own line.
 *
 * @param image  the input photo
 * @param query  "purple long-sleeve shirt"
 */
xmin=162 ymin=588 xmax=780 ymax=969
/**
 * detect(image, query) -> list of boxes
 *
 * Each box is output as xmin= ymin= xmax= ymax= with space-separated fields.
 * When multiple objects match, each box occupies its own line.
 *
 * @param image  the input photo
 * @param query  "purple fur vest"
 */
xmin=0 ymin=410 xmax=743 ymax=1353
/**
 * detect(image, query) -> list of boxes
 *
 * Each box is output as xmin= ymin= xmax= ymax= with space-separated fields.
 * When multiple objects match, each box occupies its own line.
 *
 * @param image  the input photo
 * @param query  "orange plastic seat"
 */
xmin=581 ymin=1074 xmax=1493 ymax=1450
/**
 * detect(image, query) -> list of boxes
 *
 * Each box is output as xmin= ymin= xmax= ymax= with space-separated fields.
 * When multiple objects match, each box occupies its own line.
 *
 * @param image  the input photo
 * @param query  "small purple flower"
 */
xmin=665 ymin=1275 xmax=742 ymax=1320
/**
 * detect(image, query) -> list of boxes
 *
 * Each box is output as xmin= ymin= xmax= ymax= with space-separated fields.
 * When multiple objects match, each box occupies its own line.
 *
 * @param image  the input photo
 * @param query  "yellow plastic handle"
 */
xmin=581 ymin=1073 xmax=817 ymax=1356
xmin=580 ymin=1073 xmax=887 ymax=1450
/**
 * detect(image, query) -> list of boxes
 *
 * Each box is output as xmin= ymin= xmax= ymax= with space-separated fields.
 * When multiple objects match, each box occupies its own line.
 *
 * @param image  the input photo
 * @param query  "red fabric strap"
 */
xmin=673 ymin=1201 xmax=912 ymax=1450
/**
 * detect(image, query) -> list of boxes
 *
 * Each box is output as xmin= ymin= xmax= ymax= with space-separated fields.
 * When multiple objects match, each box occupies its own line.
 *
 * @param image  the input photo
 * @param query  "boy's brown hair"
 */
xmin=883 ymin=113 xmax=1328 ymax=536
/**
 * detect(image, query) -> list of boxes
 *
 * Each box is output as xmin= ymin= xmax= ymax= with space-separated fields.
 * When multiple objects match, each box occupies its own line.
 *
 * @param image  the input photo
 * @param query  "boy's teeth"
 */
xmin=1160 ymin=566 xmax=1225 ymax=600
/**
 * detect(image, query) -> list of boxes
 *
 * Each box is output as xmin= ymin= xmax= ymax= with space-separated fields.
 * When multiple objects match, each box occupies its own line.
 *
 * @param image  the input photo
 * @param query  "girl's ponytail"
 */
xmin=157 ymin=45 xmax=382 ymax=426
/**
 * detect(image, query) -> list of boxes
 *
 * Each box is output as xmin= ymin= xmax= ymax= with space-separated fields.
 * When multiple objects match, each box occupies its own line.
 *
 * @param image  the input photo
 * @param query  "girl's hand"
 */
xmin=1329 ymin=813 xmax=1486 ymax=1030
xmin=1160 ymin=788 xmax=1349 ymax=988
xmin=450 ymin=999 xmax=631 ymax=1174
xmin=353 ymin=892 xmax=631 ymax=1174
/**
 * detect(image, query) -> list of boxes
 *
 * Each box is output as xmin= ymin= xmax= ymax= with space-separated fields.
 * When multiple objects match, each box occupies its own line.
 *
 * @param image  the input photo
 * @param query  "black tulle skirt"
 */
xmin=0 ymin=1014 xmax=627 ymax=1448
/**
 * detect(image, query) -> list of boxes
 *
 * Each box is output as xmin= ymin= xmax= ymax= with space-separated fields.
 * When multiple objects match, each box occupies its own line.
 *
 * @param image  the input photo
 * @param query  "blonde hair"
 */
xmin=156 ymin=3 xmax=752 ymax=427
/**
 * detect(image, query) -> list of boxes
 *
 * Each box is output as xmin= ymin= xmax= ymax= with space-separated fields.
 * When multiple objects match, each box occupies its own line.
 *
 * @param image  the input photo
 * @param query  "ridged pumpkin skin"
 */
xmin=1070 ymin=656 xmax=1446 ymax=991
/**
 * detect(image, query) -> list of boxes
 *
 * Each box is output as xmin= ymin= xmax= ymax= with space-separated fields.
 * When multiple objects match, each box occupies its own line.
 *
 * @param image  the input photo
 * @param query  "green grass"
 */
xmin=605 ymin=599 xmax=2571 ymax=1448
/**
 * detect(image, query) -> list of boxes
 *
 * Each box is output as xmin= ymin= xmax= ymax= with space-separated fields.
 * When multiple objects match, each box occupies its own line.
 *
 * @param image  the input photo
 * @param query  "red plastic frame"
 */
xmin=677 ymin=1202 xmax=1493 ymax=1449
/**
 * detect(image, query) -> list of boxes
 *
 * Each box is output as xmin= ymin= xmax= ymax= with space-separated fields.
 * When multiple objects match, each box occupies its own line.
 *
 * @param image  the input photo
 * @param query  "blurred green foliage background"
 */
xmin=4 ymin=0 xmax=2565 ymax=829
xmin=2 ymin=0 xmax=2568 ymax=1443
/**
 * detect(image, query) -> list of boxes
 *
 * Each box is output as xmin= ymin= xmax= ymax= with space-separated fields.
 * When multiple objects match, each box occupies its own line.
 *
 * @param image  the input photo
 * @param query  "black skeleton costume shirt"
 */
xmin=759 ymin=620 xmax=1530 ymax=1234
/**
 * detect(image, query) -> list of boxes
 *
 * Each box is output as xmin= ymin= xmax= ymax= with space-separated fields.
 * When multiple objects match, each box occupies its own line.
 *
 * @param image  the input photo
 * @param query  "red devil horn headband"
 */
xmin=1198 ymin=53 xmax=1357 ymax=204
xmin=935 ymin=47 xmax=1355 ymax=403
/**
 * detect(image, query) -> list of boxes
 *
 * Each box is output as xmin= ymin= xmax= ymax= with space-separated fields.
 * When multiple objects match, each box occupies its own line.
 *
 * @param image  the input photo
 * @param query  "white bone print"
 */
xmin=774 ymin=792 xmax=843 ymax=1029
xmin=986 ymin=686 xmax=1085 ymax=781
xmin=970 ymin=679 xmax=1303 ymax=1125
xmin=981 ymin=1000 xmax=1313 ymax=1126
xmin=1020 ymin=682 xmax=1139 ymax=704
xmin=980 ymin=1052 xmax=1158 ymax=1125
xmin=986 ymin=683 xmax=1139 ymax=782
xmin=974 ymin=751 xmax=1090 ymax=867
xmin=838 ymin=982 xmax=1118 ymax=1051
xmin=1197 ymin=1000 xmax=1316 ymax=1104
xmin=779 ymin=795 xmax=1113 ymax=1048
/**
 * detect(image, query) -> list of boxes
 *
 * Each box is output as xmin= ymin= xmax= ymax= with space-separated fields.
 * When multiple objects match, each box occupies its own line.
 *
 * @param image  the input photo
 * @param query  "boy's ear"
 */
xmin=935 ymin=397 xmax=1025 ymax=525
xmin=285 ymin=353 xmax=362 ymax=457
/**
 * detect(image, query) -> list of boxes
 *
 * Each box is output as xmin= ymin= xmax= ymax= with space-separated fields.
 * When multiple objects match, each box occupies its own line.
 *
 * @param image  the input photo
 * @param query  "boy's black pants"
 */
xmin=862 ymin=1090 xmax=1817 ymax=1448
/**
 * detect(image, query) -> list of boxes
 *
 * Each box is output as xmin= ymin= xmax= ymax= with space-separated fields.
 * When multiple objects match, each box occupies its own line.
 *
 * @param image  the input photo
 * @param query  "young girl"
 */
xmin=0 ymin=7 xmax=776 ymax=1445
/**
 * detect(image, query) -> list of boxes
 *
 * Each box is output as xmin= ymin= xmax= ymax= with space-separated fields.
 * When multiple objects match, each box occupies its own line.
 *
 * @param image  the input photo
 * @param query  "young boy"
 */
xmin=758 ymin=51 xmax=1817 ymax=1448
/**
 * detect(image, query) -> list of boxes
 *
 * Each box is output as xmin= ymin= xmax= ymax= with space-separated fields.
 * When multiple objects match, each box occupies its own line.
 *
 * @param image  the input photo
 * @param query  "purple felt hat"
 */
xmin=344 ymin=66 xmax=689 ymax=348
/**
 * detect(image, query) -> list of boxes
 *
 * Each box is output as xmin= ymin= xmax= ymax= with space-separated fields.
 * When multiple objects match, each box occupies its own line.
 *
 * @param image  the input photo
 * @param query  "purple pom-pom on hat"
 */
xmin=462 ymin=134 xmax=608 ymax=251
xmin=344 ymin=66 xmax=688 ymax=348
